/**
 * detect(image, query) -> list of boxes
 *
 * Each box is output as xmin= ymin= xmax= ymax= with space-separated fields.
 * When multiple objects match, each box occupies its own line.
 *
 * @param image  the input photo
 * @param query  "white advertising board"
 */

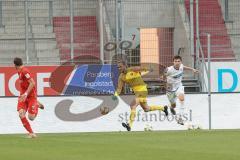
xmin=203 ymin=62 xmax=240 ymax=92
xmin=0 ymin=93 xmax=239 ymax=134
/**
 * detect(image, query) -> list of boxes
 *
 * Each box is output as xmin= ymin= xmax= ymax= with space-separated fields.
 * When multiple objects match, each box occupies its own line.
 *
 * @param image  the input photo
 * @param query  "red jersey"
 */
xmin=18 ymin=66 xmax=36 ymax=97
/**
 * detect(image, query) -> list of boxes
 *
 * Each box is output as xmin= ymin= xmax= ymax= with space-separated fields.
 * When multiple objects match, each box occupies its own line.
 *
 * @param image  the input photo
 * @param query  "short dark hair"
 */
xmin=173 ymin=55 xmax=182 ymax=61
xmin=13 ymin=57 xmax=23 ymax=66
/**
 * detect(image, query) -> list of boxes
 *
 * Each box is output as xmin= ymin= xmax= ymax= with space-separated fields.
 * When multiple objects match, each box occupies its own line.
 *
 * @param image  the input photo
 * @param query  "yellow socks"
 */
xmin=128 ymin=109 xmax=136 ymax=128
xmin=149 ymin=105 xmax=164 ymax=111
xmin=128 ymin=106 xmax=164 ymax=128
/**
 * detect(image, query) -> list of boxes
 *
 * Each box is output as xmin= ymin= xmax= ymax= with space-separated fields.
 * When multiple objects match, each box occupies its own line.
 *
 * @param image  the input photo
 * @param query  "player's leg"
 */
xmin=19 ymin=109 xmax=34 ymax=134
xmin=176 ymin=86 xmax=185 ymax=125
xmin=25 ymin=98 xmax=39 ymax=138
xmin=128 ymin=98 xmax=139 ymax=129
xmin=176 ymin=94 xmax=185 ymax=125
xmin=137 ymin=90 xmax=151 ymax=112
xmin=140 ymin=100 xmax=168 ymax=116
xmin=18 ymin=100 xmax=35 ymax=136
xmin=122 ymin=98 xmax=139 ymax=131
xmin=135 ymin=89 xmax=168 ymax=115
xmin=37 ymin=100 xmax=44 ymax=110
xmin=27 ymin=97 xmax=39 ymax=121
xmin=166 ymin=91 xmax=184 ymax=125
xmin=166 ymin=92 xmax=177 ymax=115
xmin=178 ymin=93 xmax=185 ymax=115
xmin=170 ymin=103 xmax=176 ymax=115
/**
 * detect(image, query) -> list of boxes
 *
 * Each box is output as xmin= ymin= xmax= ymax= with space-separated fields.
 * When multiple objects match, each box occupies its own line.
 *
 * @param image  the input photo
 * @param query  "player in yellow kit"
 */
xmin=112 ymin=60 xmax=168 ymax=131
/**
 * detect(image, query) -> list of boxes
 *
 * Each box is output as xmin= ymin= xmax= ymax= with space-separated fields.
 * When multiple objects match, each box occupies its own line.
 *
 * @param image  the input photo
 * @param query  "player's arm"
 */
xmin=19 ymin=72 xmax=35 ymax=102
xmin=128 ymin=66 xmax=152 ymax=77
xmin=25 ymin=78 xmax=36 ymax=96
xmin=130 ymin=66 xmax=153 ymax=73
xmin=115 ymin=76 xmax=125 ymax=95
xmin=159 ymin=63 xmax=168 ymax=75
xmin=112 ymin=76 xmax=125 ymax=100
xmin=183 ymin=66 xmax=199 ymax=73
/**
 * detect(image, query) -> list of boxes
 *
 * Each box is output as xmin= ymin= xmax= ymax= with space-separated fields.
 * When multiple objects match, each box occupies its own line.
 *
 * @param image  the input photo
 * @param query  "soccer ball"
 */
xmin=187 ymin=124 xmax=194 ymax=130
xmin=144 ymin=124 xmax=153 ymax=131
xmin=187 ymin=124 xmax=202 ymax=130
xmin=99 ymin=106 xmax=109 ymax=115
xmin=194 ymin=124 xmax=202 ymax=130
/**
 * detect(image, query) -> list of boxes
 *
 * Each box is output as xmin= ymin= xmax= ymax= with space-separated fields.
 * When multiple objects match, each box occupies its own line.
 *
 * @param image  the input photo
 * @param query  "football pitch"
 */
xmin=0 ymin=130 xmax=239 ymax=160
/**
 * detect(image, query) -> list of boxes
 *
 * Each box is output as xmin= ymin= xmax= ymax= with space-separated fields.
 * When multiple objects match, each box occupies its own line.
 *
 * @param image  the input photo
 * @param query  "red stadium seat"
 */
xmin=53 ymin=16 xmax=100 ymax=61
xmin=185 ymin=0 xmax=235 ymax=61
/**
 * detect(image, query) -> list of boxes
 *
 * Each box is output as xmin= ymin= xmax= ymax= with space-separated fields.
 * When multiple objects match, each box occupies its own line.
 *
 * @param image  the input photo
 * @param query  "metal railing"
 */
xmin=0 ymin=0 xmax=239 ymax=67
xmin=0 ymin=0 xmax=188 ymax=67
xmin=197 ymin=33 xmax=212 ymax=129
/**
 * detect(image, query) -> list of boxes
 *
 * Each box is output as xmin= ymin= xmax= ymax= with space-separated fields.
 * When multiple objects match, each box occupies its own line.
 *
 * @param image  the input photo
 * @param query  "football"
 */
xmin=99 ymin=106 xmax=110 ymax=115
xmin=187 ymin=124 xmax=202 ymax=130
xmin=144 ymin=124 xmax=153 ymax=131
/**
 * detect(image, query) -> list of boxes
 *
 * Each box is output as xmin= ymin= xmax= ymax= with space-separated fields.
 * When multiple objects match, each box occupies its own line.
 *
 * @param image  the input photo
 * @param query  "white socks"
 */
xmin=178 ymin=100 xmax=185 ymax=118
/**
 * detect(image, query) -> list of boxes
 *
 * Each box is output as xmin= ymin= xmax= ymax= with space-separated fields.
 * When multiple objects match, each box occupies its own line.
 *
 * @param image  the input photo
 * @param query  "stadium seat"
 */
xmin=185 ymin=0 xmax=236 ymax=61
xmin=53 ymin=16 xmax=100 ymax=62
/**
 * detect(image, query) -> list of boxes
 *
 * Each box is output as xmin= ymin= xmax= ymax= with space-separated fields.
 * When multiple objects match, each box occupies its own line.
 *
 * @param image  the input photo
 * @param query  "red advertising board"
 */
xmin=0 ymin=66 xmax=60 ymax=96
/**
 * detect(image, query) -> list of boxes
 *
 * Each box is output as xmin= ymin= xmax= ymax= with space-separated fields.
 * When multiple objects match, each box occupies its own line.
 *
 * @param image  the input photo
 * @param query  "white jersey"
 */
xmin=165 ymin=64 xmax=184 ymax=91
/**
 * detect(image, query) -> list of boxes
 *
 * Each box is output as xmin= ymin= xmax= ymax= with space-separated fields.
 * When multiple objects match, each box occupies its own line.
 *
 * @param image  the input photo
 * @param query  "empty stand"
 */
xmin=53 ymin=16 xmax=100 ymax=61
xmin=185 ymin=0 xmax=235 ymax=61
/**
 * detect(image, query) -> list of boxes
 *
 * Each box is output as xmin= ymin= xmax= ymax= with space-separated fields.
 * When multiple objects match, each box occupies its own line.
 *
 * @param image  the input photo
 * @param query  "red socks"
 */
xmin=20 ymin=117 xmax=33 ymax=133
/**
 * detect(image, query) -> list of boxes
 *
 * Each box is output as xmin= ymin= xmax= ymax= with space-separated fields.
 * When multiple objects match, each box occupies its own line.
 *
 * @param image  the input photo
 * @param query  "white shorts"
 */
xmin=166 ymin=85 xmax=185 ymax=105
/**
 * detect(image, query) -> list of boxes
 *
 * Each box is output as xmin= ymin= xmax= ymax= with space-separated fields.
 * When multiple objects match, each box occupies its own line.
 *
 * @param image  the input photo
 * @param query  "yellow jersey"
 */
xmin=116 ymin=68 xmax=147 ymax=93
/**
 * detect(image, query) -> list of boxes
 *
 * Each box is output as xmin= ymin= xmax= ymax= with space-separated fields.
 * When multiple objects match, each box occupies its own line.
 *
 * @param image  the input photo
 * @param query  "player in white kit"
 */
xmin=165 ymin=55 xmax=199 ymax=125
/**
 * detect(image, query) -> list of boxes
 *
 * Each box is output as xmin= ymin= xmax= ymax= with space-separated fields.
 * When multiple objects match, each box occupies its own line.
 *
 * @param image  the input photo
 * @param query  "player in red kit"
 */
xmin=14 ymin=57 xmax=44 ymax=138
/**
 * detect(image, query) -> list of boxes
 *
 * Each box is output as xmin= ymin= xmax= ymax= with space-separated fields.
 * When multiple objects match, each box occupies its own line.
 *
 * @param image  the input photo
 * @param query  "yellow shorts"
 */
xmin=133 ymin=85 xmax=148 ymax=103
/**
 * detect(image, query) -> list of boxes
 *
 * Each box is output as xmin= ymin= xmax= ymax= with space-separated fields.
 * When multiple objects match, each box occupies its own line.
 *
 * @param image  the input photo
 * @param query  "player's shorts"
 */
xmin=17 ymin=96 xmax=39 ymax=115
xmin=166 ymin=85 xmax=184 ymax=105
xmin=133 ymin=85 xmax=148 ymax=104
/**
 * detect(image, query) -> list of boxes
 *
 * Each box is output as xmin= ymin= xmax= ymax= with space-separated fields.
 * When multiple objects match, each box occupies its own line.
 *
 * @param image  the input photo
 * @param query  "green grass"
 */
xmin=0 ymin=130 xmax=240 ymax=160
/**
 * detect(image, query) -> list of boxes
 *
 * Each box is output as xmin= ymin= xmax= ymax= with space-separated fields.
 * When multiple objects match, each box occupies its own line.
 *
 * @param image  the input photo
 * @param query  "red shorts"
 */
xmin=17 ymin=96 xmax=39 ymax=115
